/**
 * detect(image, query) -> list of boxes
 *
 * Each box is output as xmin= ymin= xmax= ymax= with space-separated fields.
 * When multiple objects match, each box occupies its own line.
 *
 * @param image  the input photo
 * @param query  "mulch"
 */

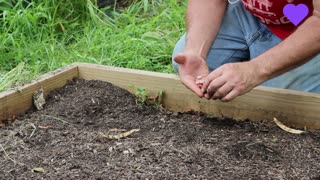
xmin=0 ymin=78 xmax=319 ymax=179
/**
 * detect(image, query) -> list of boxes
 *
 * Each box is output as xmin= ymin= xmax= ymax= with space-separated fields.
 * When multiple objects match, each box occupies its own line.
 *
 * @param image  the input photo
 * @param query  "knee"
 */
xmin=172 ymin=34 xmax=186 ymax=73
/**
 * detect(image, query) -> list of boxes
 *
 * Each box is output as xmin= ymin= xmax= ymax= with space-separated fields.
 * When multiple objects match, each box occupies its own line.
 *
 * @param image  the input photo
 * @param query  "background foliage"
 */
xmin=0 ymin=0 xmax=186 ymax=91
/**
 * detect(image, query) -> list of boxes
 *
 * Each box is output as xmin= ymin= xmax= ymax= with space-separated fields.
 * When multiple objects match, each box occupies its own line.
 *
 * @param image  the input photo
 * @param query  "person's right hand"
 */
xmin=173 ymin=52 xmax=209 ymax=97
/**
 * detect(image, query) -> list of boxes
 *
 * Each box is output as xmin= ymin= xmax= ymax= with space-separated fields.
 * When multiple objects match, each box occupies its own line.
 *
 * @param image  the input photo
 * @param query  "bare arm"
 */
xmin=173 ymin=0 xmax=227 ymax=97
xmin=184 ymin=0 xmax=227 ymax=58
xmin=201 ymin=0 xmax=320 ymax=101
xmin=254 ymin=0 xmax=320 ymax=81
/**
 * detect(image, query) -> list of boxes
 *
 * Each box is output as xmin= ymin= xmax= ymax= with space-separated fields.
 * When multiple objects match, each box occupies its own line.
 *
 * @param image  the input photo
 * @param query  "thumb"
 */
xmin=173 ymin=53 xmax=186 ymax=65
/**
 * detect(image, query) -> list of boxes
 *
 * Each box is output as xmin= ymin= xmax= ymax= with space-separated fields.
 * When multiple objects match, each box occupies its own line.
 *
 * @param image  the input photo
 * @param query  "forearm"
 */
xmin=253 ymin=15 xmax=320 ymax=81
xmin=185 ymin=0 xmax=227 ymax=59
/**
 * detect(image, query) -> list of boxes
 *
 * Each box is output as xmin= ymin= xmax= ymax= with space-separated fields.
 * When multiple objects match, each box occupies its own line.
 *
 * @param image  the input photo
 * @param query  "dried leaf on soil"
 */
xmin=33 ymin=88 xmax=46 ymax=110
xmin=32 ymin=167 xmax=45 ymax=173
xmin=273 ymin=118 xmax=305 ymax=134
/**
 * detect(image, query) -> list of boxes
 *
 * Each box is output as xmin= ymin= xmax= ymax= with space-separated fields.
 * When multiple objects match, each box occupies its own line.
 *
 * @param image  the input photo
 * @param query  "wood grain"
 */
xmin=0 ymin=65 xmax=78 ymax=122
xmin=77 ymin=63 xmax=320 ymax=129
xmin=1 ymin=62 xmax=320 ymax=129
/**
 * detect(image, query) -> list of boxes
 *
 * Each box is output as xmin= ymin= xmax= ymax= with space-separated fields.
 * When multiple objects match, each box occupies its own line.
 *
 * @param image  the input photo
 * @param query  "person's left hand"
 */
xmin=201 ymin=61 xmax=267 ymax=102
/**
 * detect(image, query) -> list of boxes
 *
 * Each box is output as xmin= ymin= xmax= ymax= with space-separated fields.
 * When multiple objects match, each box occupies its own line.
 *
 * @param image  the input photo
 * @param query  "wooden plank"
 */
xmin=0 ymin=65 xmax=79 ymax=122
xmin=76 ymin=62 xmax=320 ymax=129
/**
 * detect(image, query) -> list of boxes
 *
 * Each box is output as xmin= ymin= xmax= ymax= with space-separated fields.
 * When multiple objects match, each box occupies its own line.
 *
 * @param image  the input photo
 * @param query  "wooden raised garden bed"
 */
xmin=1 ymin=63 xmax=320 ymax=179
xmin=1 ymin=62 xmax=320 ymax=129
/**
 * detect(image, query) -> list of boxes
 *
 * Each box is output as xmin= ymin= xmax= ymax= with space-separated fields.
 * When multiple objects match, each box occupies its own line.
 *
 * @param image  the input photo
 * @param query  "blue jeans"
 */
xmin=172 ymin=1 xmax=320 ymax=92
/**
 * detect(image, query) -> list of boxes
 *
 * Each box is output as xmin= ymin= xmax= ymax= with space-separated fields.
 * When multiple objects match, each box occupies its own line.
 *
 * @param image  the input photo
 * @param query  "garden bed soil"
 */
xmin=0 ymin=79 xmax=320 ymax=179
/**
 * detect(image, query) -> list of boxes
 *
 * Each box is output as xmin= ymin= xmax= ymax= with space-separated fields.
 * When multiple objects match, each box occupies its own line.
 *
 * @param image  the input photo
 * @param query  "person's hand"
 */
xmin=201 ymin=61 xmax=266 ymax=101
xmin=174 ymin=52 xmax=209 ymax=97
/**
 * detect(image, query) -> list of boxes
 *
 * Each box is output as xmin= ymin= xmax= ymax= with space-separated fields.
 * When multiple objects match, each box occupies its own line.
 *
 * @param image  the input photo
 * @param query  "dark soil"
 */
xmin=0 ymin=79 xmax=320 ymax=179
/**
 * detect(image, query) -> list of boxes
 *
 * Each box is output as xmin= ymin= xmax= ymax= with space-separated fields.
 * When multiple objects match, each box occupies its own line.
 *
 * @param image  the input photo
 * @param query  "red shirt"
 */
xmin=241 ymin=0 xmax=313 ymax=39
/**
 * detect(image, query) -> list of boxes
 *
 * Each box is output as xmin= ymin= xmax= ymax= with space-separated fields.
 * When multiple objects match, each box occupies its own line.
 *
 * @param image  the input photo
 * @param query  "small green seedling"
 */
xmin=135 ymin=87 xmax=148 ymax=107
xmin=130 ymin=85 xmax=164 ymax=108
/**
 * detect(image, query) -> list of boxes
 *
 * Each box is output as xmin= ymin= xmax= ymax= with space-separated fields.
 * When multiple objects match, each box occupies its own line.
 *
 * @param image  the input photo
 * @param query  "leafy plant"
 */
xmin=131 ymin=85 xmax=164 ymax=108
xmin=135 ymin=87 xmax=147 ymax=107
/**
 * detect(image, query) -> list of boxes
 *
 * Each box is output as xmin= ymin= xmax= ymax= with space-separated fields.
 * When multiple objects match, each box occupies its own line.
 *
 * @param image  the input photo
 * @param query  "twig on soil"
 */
xmin=99 ymin=129 xmax=140 ymax=140
xmin=0 ymin=144 xmax=24 ymax=166
xmin=43 ymin=115 xmax=70 ymax=124
xmin=29 ymin=123 xmax=37 ymax=138
xmin=109 ymin=128 xmax=127 ymax=132
xmin=273 ymin=118 xmax=305 ymax=134
xmin=38 ymin=125 xmax=52 ymax=129
xmin=170 ymin=147 xmax=189 ymax=157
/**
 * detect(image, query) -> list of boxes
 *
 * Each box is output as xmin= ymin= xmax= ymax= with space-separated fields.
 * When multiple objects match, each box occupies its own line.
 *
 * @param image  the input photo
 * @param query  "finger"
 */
xmin=221 ymin=89 xmax=241 ymax=102
xmin=201 ymin=69 xmax=222 ymax=93
xmin=173 ymin=53 xmax=186 ymax=65
xmin=213 ymin=83 xmax=234 ymax=100
xmin=181 ymin=78 xmax=204 ymax=97
xmin=206 ymin=77 xmax=226 ymax=99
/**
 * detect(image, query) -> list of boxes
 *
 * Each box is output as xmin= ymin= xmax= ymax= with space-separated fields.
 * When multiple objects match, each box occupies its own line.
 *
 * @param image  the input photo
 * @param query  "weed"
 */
xmin=135 ymin=87 xmax=147 ymax=107
xmin=132 ymin=85 xmax=164 ymax=108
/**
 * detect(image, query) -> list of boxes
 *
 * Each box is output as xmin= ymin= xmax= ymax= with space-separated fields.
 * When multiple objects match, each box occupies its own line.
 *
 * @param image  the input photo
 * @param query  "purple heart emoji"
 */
xmin=283 ymin=3 xmax=309 ymax=26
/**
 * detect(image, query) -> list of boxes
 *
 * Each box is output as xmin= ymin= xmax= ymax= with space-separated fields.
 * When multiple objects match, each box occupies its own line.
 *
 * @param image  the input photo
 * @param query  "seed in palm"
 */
xmin=196 ymin=76 xmax=204 ymax=88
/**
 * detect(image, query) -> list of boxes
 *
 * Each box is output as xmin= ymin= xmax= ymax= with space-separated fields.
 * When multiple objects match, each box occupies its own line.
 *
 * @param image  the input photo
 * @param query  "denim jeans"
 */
xmin=172 ymin=1 xmax=320 ymax=92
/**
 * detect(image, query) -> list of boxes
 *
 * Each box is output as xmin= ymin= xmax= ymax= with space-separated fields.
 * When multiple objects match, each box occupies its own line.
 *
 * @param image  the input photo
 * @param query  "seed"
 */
xmin=196 ymin=75 xmax=203 ymax=80
xmin=196 ymin=79 xmax=204 ymax=84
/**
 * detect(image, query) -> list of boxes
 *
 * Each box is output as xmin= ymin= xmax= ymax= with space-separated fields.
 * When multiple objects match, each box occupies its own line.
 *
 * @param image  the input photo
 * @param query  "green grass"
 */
xmin=0 ymin=0 xmax=186 ymax=92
